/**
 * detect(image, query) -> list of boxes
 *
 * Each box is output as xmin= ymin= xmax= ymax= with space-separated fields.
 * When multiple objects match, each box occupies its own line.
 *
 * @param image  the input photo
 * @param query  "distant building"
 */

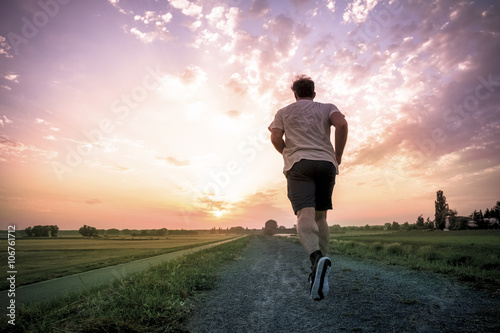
xmin=485 ymin=217 xmax=499 ymax=227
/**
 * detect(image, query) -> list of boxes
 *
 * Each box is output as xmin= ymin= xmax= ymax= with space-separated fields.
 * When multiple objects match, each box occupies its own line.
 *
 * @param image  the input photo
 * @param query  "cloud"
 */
xmin=108 ymin=0 xmax=129 ymax=15
xmin=85 ymin=199 xmax=102 ymax=205
xmin=343 ymin=0 xmax=500 ymax=189
xmin=109 ymin=4 xmax=175 ymax=43
xmin=160 ymin=156 xmax=191 ymax=167
xmin=192 ymin=29 xmax=220 ymax=48
xmin=129 ymin=24 xmax=173 ymax=43
xmin=0 ymin=35 xmax=13 ymax=59
xmin=197 ymin=195 xmax=227 ymax=212
xmin=343 ymin=0 xmax=379 ymax=23
xmin=0 ymin=135 xmax=23 ymax=149
xmin=0 ymin=115 xmax=13 ymax=127
xmin=168 ymin=0 xmax=202 ymax=18
xmin=156 ymin=65 xmax=207 ymax=101
xmin=248 ymin=0 xmax=270 ymax=18
xmin=134 ymin=11 xmax=172 ymax=24
xmin=3 ymin=73 xmax=19 ymax=83
xmin=225 ymin=73 xmax=247 ymax=94
xmin=226 ymin=110 xmax=241 ymax=118
xmin=35 ymin=118 xmax=49 ymax=125
xmin=265 ymin=14 xmax=297 ymax=56
xmin=326 ymin=0 xmax=335 ymax=12
xmin=0 ymin=135 xmax=57 ymax=161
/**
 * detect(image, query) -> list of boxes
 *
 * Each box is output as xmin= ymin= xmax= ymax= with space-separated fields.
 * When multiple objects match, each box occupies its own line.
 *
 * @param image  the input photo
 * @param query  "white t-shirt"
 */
xmin=269 ymin=100 xmax=341 ymax=176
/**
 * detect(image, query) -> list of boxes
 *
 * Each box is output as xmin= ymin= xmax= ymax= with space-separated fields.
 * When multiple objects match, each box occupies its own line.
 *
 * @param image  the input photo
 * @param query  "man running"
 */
xmin=269 ymin=75 xmax=348 ymax=301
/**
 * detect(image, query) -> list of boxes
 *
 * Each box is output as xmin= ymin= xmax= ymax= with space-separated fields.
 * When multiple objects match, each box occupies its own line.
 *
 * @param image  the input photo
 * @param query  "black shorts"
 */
xmin=286 ymin=159 xmax=336 ymax=215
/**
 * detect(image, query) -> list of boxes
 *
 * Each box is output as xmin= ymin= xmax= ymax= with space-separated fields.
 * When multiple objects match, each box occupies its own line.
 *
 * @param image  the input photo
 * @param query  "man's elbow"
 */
xmin=337 ymin=119 xmax=348 ymax=131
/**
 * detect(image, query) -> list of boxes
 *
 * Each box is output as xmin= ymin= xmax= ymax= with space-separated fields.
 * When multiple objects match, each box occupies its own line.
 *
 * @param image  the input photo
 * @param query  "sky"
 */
xmin=0 ymin=0 xmax=499 ymax=231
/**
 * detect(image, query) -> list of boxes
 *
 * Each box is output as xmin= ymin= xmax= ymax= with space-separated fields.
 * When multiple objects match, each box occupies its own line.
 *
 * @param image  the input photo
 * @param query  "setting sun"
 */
xmin=212 ymin=210 xmax=226 ymax=218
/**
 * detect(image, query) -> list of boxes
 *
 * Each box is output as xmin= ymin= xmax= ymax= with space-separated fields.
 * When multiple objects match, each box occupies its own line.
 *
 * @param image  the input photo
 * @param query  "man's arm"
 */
xmin=330 ymin=112 xmax=348 ymax=165
xmin=270 ymin=128 xmax=286 ymax=154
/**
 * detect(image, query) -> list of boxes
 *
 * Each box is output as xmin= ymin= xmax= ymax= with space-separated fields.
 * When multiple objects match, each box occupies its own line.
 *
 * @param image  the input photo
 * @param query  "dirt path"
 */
xmin=186 ymin=236 xmax=500 ymax=333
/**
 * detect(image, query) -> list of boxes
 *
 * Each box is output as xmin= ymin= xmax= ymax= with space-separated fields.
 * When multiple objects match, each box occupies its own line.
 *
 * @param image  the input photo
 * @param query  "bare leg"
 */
xmin=296 ymin=207 xmax=320 ymax=255
xmin=315 ymin=210 xmax=329 ymax=256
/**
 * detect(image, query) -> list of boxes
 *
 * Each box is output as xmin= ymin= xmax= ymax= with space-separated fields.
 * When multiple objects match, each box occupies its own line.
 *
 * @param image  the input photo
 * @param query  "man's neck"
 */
xmin=296 ymin=97 xmax=314 ymax=101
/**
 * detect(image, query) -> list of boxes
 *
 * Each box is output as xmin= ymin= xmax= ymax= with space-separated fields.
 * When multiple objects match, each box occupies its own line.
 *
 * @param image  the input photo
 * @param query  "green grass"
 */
xmin=0 ymin=234 xmax=237 ymax=290
xmin=330 ymin=230 xmax=500 ymax=290
xmin=1 ymin=235 xmax=250 ymax=333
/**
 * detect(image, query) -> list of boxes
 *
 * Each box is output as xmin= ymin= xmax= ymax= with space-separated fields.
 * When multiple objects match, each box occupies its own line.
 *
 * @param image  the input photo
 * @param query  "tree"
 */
xmin=79 ymin=225 xmax=98 ymax=237
xmin=229 ymin=226 xmax=245 ymax=234
xmin=416 ymin=214 xmax=424 ymax=229
xmin=32 ymin=225 xmax=50 ymax=237
xmin=435 ymin=190 xmax=449 ymax=230
xmin=494 ymin=201 xmax=500 ymax=219
xmin=24 ymin=227 xmax=33 ymax=237
xmin=264 ymin=219 xmax=278 ymax=235
xmin=49 ymin=225 xmax=59 ymax=237
xmin=489 ymin=201 xmax=500 ymax=220
xmin=449 ymin=215 xmax=468 ymax=230
xmin=424 ymin=217 xmax=435 ymax=230
xmin=153 ymin=228 xmax=168 ymax=236
xmin=329 ymin=224 xmax=342 ymax=233
xmin=106 ymin=228 xmax=120 ymax=236
xmin=472 ymin=210 xmax=488 ymax=229
xmin=392 ymin=221 xmax=400 ymax=230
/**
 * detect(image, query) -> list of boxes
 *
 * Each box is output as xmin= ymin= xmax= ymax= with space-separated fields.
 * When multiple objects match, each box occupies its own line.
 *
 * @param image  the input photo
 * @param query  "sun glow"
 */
xmin=212 ymin=209 xmax=226 ymax=218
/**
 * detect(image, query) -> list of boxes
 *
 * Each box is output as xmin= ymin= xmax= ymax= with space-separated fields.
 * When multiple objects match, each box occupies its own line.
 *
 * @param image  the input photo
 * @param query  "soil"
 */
xmin=185 ymin=236 xmax=500 ymax=333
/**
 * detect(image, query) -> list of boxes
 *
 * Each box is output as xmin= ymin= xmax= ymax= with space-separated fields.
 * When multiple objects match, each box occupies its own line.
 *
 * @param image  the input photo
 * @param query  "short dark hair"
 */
xmin=291 ymin=75 xmax=315 ymax=98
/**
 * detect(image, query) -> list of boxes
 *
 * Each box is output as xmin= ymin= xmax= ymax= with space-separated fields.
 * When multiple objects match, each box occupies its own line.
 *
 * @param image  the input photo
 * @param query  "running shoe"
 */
xmin=309 ymin=256 xmax=331 ymax=301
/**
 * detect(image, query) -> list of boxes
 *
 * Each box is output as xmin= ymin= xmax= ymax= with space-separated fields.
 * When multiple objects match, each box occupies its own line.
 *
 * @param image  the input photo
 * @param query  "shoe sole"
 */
xmin=310 ymin=257 xmax=331 ymax=301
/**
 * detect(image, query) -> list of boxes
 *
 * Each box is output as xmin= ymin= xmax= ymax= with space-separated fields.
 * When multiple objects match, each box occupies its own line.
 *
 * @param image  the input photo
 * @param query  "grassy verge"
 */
xmin=330 ymin=231 xmax=500 ymax=291
xmin=2 ymin=236 xmax=250 ymax=332
xmin=0 ymin=235 xmax=237 ymax=290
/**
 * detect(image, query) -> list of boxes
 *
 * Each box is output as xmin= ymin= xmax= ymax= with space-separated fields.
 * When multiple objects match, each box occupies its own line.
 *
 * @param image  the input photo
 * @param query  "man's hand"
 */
xmin=335 ymin=152 xmax=342 ymax=165
xmin=270 ymin=128 xmax=286 ymax=154
xmin=330 ymin=112 xmax=348 ymax=165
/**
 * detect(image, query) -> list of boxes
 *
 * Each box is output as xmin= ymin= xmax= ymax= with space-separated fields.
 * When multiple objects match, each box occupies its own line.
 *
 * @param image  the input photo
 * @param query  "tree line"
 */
xmin=384 ymin=191 xmax=499 ymax=231
xmin=264 ymin=190 xmax=499 ymax=233
xmin=24 ymin=225 xmax=59 ymax=237
xmin=20 ymin=225 xmax=258 ymax=238
xmin=435 ymin=190 xmax=499 ymax=230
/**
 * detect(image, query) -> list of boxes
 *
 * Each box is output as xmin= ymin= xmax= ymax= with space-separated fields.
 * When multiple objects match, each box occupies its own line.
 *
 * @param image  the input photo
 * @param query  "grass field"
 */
xmin=329 ymin=230 xmax=500 ymax=291
xmin=0 ymin=234 xmax=237 ymax=290
xmin=1 ymin=236 xmax=251 ymax=333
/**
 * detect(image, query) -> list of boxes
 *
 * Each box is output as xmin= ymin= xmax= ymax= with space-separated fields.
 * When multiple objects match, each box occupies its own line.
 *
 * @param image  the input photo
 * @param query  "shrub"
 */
xmin=384 ymin=243 xmax=404 ymax=256
xmin=371 ymin=242 xmax=384 ymax=252
xmin=416 ymin=245 xmax=440 ymax=262
xmin=446 ymin=254 xmax=473 ymax=267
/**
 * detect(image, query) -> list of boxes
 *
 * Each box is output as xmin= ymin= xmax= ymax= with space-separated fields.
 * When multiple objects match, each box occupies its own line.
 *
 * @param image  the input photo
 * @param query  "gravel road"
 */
xmin=186 ymin=236 xmax=500 ymax=333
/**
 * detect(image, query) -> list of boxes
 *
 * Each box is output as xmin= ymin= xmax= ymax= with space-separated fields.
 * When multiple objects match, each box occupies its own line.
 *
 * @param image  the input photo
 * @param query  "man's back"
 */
xmin=271 ymin=99 xmax=340 ymax=175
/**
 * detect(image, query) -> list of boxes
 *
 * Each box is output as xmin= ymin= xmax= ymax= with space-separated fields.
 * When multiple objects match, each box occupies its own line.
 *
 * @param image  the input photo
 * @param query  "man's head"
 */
xmin=291 ymin=75 xmax=316 ymax=100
